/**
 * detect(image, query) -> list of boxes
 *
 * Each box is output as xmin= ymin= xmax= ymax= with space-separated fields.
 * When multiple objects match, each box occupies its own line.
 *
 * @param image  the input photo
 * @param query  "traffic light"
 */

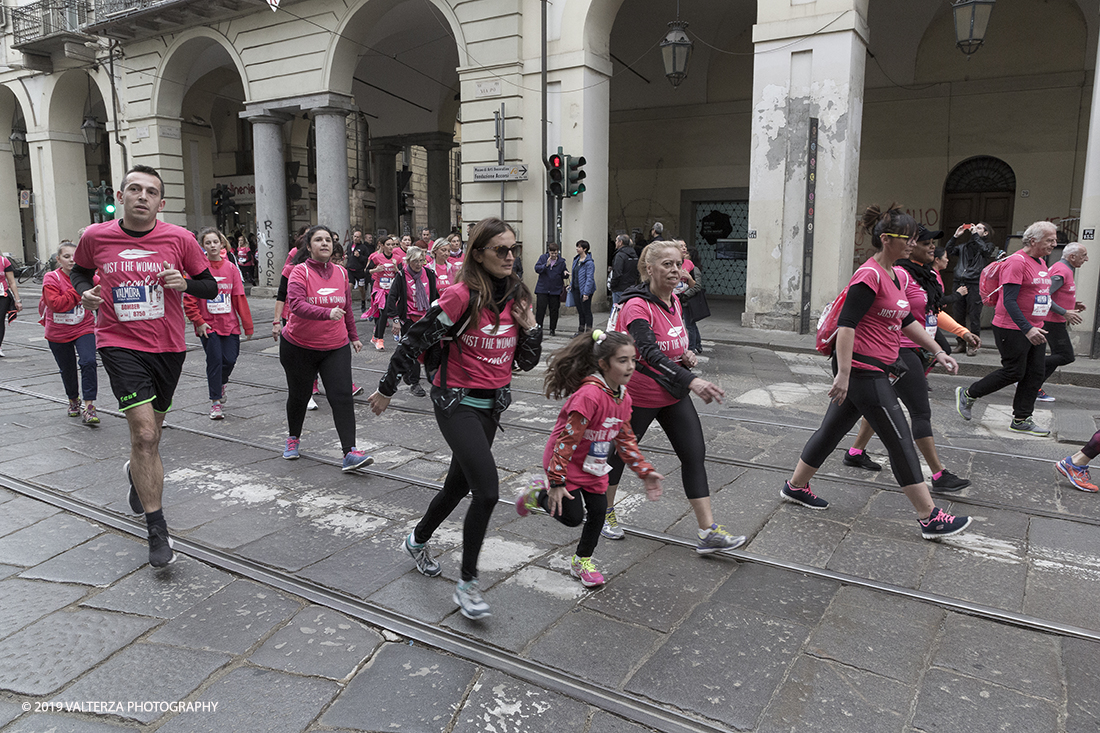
xmin=398 ymin=190 xmax=413 ymax=217
xmin=210 ymin=187 xmax=221 ymax=214
xmin=547 ymin=148 xmax=565 ymax=199
xmin=566 ymin=155 xmax=586 ymax=197
xmin=102 ymin=186 xmax=116 ymax=217
xmin=87 ymin=181 xmax=99 ymax=212
xmin=221 ymin=187 xmax=236 ymax=218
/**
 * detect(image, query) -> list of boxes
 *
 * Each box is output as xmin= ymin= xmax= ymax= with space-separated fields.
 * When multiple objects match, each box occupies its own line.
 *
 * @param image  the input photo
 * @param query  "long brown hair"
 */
xmin=544 ymin=330 xmax=633 ymax=400
xmin=457 ymin=217 xmax=531 ymax=332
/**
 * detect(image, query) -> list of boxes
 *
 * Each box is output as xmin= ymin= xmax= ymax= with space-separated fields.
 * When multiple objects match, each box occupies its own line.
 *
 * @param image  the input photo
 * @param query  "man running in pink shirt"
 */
xmin=71 ymin=165 xmax=219 ymax=567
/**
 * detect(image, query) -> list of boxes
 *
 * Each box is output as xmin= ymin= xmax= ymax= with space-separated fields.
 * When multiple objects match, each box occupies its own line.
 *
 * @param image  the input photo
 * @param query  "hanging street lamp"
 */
xmin=952 ymin=0 xmax=996 ymax=56
xmin=661 ymin=20 xmax=693 ymax=88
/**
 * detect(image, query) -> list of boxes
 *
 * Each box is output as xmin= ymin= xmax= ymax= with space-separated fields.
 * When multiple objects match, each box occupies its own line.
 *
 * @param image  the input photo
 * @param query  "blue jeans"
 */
xmin=611 ymin=290 xmax=624 ymax=305
xmin=199 ymin=333 xmax=240 ymax=401
xmin=48 ymin=333 xmax=98 ymax=401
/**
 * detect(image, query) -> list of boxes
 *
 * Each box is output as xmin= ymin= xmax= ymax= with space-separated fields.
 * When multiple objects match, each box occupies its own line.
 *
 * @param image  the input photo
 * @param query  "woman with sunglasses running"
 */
xmin=369 ymin=217 xmax=541 ymax=620
xmin=782 ymin=203 xmax=972 ymax=541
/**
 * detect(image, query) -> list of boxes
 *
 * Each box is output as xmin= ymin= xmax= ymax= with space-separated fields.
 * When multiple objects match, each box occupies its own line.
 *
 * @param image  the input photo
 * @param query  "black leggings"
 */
xmin=279 ymin=337 xmax=356 ymax=454
xmin=414 ymin=402 xmax=500 ymax=582
xmin=893 ymin=348 xmax=932 ymax=441
xmin=607 ymin=396 xmax=709 ymax=500
xmin=0 ymin=294 xmax=11 ymax=347
xmin=968 ymin=325 xmax=1046 ymax=420
xmin=373 ymin=287 xmax=390 ymax=340
xmin=1043 ymin=321 xmax=1074 ymax=382
xmin=801 ymin=371 xmax=923 ymax=487
xmin=572 ymin=288 xmax=593 ymax=332
xmin=1081 ymin=430 xmax=1100 ymax=461
xmin=536 ymin=487 xmax=607 ymax=558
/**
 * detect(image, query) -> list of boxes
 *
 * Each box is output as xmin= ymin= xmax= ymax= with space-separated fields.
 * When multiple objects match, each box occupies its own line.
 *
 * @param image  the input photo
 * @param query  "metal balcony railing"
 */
xmin=11 ymin=0 xmax=90 ymax=47
xmin=89 ymin=0 xmax=172 ymax=18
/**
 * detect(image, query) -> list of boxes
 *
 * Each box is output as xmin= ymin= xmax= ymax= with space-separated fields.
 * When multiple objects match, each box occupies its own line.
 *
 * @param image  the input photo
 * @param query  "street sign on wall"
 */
xmin=472 ymin=165 xmax=529 ymax=182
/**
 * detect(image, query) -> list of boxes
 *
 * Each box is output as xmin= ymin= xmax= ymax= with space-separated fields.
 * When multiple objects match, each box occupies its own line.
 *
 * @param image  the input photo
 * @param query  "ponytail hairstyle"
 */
xmin=544 ymin=329 xmax=634 ymax=400
xmin=860 ymin=202 xmax=917 ymax=250
xmin=457 ymin=217 xmax=532 ymax=333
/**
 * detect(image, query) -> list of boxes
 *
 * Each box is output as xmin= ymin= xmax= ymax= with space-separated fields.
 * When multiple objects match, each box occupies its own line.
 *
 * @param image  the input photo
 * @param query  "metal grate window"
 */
xmin=691 ymin=200 xmax=748 ymax=296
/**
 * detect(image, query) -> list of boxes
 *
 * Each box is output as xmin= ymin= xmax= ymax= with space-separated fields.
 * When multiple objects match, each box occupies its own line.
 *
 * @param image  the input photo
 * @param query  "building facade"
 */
xmin=3 ymin=0 xmax=1100 ymax=348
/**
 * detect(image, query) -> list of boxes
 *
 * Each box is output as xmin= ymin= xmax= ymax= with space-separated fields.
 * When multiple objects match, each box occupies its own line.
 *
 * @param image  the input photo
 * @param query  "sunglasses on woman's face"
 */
xmin=483 ymin=243 xmax=521 ymax=259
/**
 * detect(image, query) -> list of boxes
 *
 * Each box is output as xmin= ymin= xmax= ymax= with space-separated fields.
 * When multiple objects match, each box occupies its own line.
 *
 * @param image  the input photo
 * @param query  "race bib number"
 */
xmin=924 ymin=312 xmax=938 ymax=338
xmin=112 ymin=283 xmax=165 ymax=322
xmin=207 ymin=292 xmax=232 ymax=314
xmin=52 ymin=305 xmax=85 ymax=325
xmin=582 ymin=441 xmax=613 ymax=477
xmin=380 ymin=276 xmax=394 ymax=290
xmin=1032 ymin=294 xmax=1051 ymax=318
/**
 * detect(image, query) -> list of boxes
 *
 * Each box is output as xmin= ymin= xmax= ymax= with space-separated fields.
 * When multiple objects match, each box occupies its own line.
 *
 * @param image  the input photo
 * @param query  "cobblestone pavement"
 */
xmin=1 ymin=291 xmax=1100 ymax=732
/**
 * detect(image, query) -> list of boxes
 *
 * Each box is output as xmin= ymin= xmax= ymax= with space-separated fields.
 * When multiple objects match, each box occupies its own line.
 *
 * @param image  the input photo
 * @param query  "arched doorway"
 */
xmin=941 ymin=156 xmax=1016 ymax=253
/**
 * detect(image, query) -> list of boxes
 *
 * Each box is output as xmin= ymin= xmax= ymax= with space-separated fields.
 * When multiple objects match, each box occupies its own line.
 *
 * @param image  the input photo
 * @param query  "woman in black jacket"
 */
xmin=385 ymin=246 xmax=439 ymax=397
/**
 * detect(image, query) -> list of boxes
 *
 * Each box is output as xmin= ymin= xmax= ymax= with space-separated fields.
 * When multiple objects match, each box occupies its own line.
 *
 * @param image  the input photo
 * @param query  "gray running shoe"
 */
xmin=453 ymin=579 xmax=491 ymax=620
xmin=1009 ymin=417 xmax=1050 ymax=437
xmin=601 ymin=507 xmax=624 ymax=540
xmin=404 ymin=532 xmax=441 ymax=577
xmin=955 ymin=387 xmax=975 ymax=421
xmin=695 ymin=524 xmax=747 ymax=555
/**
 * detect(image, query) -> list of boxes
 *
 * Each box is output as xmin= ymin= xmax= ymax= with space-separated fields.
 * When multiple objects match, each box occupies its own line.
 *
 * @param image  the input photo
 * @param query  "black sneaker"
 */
xmin=931 ymin=470 xmax=971 ymax=492
xmin=148 ymin=524 xmax=176 ymax=567
xmin=780 ymin=480 xmax=829 ymax=510
xmin=842 ymin=450 xmax=881 ymax=471
xmin=124 ymin=460 xmax=144 ymax=515
xmin=1009 ymin=417 xmax=1050 ymax=437
xmin=409 ymin=382 xmax=426 ymax=398
xmin=919 ymin=507 xmax=972 ymax=540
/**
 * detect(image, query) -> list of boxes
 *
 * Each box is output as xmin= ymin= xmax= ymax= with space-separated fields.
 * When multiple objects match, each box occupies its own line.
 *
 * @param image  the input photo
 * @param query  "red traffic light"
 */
xmin=548 ymin=153 xmax=563 ymax=169
xmin=547 ymin=151 xmax=566 ymax=198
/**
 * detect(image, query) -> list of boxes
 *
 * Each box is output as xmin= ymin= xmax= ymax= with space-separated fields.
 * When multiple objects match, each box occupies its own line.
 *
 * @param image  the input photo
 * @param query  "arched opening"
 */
xmin=330 ymin=0 xmax=462 ymax=238
xmin=942 ymin=155 xmax=1016 ymax=254
xmin=155 ymin=32 xmax=249 ymax=232
xmin=0 ymin=86 xmax=33 ymax=261
xmin=607 ymin=0 xmax=755 ymax=302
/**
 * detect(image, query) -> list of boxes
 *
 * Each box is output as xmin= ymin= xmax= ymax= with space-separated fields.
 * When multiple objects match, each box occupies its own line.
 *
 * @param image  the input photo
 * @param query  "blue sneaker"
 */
xmin=283 ymin=436 xmax=300 ymax=460
xmin=342 ymin=448 xmax=374 ymax=472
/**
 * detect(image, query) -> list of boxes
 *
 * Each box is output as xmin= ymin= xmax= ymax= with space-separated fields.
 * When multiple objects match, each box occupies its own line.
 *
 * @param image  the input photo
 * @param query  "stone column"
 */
xmin=0 ymin=139 xmax=21 ymax=258
xmin=745 ymin=1 xmax=869 ymax=330
xmin=312 ymin=107 xmax=352 ymax=243
xmin=1075 ymin=15 xmax=1100 ymax=355
xmin=26 ymin=131 xmax=90 ymax=260
xmin=423 ymin=134 xmax=454 ymax=237
xmin=373 ymin=144 xmax=400 ymax=237
xmin=242 ymin=111 xmax=290 ymax=294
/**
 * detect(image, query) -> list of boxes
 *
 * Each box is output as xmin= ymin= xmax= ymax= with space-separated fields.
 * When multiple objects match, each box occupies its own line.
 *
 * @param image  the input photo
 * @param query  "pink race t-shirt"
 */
xmin=282 ymin=260 xmax=356 ymax=351
xmin=897 ymin=267 xmax=934 ymax=349
xmin=428 ymin=259 xmax=457 ymax=290
xmin=435 ymin=283 xmax=517 ymax=389
xmin=992 ymin=253 xmax=1051 ymax=330
xmin=1046 ymin=260 xmax=1075 ymax=325
xmin=847 ymin=259 xmax=910 ymax=372
xmin=190 ymin=258 xmax=246 ymax=335
xmin=42 ymin=269 xmax=95 ymax=343
xmin=0 ymin=255 xmax=10 ymax=297
xmin=75 ymin=220 xmax=210 ymax=353
xmin=368 ymin=251 xmax=403 ymax=292
xmin=542 ymin=382 xmax=635 ymax=494
xmin=614 ymin=296 xmax=688 ymax=408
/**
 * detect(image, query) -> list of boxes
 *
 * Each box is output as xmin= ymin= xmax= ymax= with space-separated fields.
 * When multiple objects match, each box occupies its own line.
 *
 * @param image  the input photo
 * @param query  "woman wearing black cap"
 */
xmin=840 ymin=226 xmax=979 ymax=493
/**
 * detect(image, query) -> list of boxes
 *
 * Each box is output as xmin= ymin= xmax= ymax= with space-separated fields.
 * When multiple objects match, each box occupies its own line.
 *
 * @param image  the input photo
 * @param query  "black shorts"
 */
xmin=99 ymin=347 xmax=186 ymax=413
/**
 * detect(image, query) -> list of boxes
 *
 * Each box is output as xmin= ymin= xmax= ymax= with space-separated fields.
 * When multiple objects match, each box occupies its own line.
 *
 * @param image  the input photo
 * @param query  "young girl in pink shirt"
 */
xmin=516 ymin=330 xmax=663 ymax=587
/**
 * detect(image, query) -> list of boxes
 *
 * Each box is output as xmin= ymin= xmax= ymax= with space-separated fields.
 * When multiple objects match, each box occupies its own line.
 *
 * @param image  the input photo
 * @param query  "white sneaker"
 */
xmin=307 ymin=397 xmax=318 ymax=411
xmin=453 ymin=579 xmax=491 ymax=620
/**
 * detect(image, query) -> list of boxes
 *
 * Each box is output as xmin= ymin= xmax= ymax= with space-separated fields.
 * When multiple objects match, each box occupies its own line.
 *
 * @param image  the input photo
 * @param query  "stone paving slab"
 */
xmin=0 ymin=608 xmax=158 ymax=695
xmin=4 ymin=713 xmax=138 ymax=731
xmin=319 ymin=642 xmax=478 ymax=732
xmin=0 ymin=514 xmax=101 ymax=567
xmin=57 ymin=643 xmax=232 ymax=724
xmin=155 ymin=665 xmax=340 ymax=733
xmin=747 ymin=508 xmax=852 ymax=568
xmin=805 ymin=586 xmax=943 ymax=686
xmin=295 ymin=533 xmax=411 ymax=600
xmin=0 ymin=497 xmax=60 ymax=539
xmin=249 ymin=605 xmax=383 ymax=680
xmin=581 ymin=544 xmax=738 ymax=633
xmin=147 ymin=579 xmax=300 ymax=654
xmin=0 ymin=578 xmax=87 ymax=640
xmin=710 ymin=562 xmax=839 ymax=627
xmin=912 ymin=667 xmax=1061 ymax=733
xmin=757 ymin=655 xmax=914 ymax=733
xmin=825 ymin=531 xmax=934 ymax=589
xmin=627 ymin=600 xmax=810 ymax=731
xmin=1063 ymin=636 xmax=1100 ymax=732
xmin=451 ymin=668 xmax=590 ymax=733
xmin=526 ymin=607 xmax=663 ymax=687
xmin=81 ymin=558 xmax=234 ymax=619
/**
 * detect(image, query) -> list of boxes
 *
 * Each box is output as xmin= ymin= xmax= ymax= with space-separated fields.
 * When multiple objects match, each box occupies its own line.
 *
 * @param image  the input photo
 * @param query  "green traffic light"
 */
xmin=104 ymin=201 xmax=116 ymax=215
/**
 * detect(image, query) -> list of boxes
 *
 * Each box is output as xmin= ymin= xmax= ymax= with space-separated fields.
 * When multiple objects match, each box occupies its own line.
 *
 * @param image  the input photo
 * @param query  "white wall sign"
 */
xmin=475 ymin=80 xmax=502 ymax=99
xmin=134 ymin=126 xmax=149 ymax=140
xmin=160 ymin=126 xmax=181 ymax=139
